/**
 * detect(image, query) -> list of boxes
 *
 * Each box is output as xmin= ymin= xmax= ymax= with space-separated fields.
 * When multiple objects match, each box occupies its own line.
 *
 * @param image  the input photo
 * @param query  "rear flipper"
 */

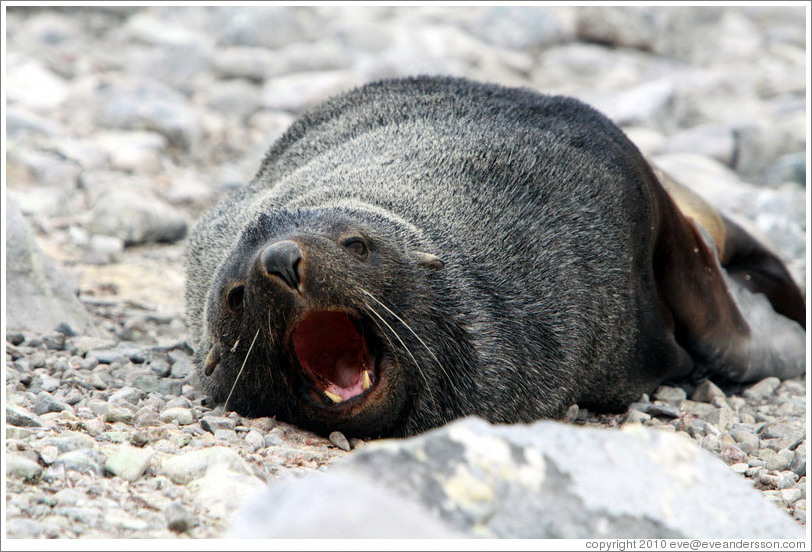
xmin=652 ymin=169 xmax=806 ymax=384
xmin=694 ymin=224 xmax=805 ymax=382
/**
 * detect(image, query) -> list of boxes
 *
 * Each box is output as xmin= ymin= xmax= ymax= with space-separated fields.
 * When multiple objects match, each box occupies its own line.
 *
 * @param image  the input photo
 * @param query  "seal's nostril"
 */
xmin=260 ymin=240 xmax=303 ymax=289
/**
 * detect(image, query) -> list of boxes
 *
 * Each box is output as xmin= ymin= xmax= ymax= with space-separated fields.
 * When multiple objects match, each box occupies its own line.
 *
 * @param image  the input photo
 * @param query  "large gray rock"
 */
xmin=230 ymin=417 xmax=804 ymax=538
xmin=5 ymin=196 xmax=94 ymax=334
xmin=88 ymin=188 xmax=188 ymax=246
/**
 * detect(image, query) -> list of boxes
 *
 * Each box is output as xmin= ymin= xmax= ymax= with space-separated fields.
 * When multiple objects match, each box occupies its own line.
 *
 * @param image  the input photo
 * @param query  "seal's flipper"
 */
xmin=653 ymin=176 xmax=806 ymax=383
xmin=720 ymin=218 xmax=805 ymax=329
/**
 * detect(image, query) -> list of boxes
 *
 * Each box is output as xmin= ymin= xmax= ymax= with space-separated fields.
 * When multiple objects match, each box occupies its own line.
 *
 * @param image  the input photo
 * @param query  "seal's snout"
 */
xmin=260 ymin=240 xmax=302 ymax=290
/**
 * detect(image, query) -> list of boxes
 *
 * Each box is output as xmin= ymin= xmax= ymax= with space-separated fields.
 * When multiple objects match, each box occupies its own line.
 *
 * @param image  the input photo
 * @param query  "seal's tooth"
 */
xmin=204 ymin=344 xmax=222 ymax=377
xmin=324 ymin=390 xmax=343 ymax=403
xmin=362 ymin=370 xmax=372 ymax=391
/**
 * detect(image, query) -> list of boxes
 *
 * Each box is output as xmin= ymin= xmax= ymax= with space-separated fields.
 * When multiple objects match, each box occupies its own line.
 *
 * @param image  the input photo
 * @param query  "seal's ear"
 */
xmin=412 ymin=251 xmax=444 ymax=270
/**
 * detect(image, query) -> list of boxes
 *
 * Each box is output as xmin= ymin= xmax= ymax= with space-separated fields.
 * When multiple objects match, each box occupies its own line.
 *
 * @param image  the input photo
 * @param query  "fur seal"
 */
xmin=185 ymin=76 xmax=806 ymax=438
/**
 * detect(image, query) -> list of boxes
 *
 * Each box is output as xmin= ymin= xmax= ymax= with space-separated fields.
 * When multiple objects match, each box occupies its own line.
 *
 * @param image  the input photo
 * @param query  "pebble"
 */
xmin=7 ymin=453 xmax=44 ymax=480
xmin=765 ymin=449 xmax=794 ymax=472
xmin=731 ymin=430 xmax=760 ymax=455
xmin=166 ymin=501 xmax=194 ymax=533
xmin=743 ymin=377 xmax=781 ymax=400
xmin=691 ymin=379 xmax=727 ymax=404
xmin=244 ymin=430 xmax=265 ymax=452
xmin=159 ymin=446 xmax=252 ymax=485
xmin=7 ymin=404 xmax=44 ymax=427
xmin=52 ymin=449 xmax=105 ymax=475
xmin=201 ymin=416 xmax=237 ymax=433
xmin=160 ymin=407 xmax=195 ymax=425
xmin=328 ymin=431 xmax=352 ymax=452
xmin=104 ymin=445 xmax=153 ymax=482
xmin=643 ymin=402 xmax=680 ymax=419
xmin=652 ymin=385 xmax=687 ymax=403
xmin=87 ymin=349 xmax=128 ymax=365
xmin=109 ymin=386 xmax=145 ymax=405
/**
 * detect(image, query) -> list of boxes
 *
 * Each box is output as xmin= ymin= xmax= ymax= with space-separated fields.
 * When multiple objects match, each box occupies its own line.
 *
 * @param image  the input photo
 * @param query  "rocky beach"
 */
xmin=4 ymin=6 xmax=808 ymax=540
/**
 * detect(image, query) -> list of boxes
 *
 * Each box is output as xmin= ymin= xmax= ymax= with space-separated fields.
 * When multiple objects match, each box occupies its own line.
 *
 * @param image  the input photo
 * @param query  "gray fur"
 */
xmin=185 ymin=76 xmax=804 ymax=437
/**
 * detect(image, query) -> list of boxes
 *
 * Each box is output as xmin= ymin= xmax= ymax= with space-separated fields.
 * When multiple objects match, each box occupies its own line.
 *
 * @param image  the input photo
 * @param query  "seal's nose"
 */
xmin=260 ymin=240 xmax=302 ymax=290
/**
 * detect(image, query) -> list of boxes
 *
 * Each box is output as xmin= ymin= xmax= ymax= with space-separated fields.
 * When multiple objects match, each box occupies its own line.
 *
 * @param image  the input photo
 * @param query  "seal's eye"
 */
xmin=226 ymin=284 xmax=245 ymax=312
xmin=342 ymin=237 xmax=369 ymax=260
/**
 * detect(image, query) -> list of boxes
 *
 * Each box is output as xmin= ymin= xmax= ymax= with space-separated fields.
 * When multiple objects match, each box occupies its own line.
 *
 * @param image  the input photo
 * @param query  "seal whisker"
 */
xmin=362 ymin=302 xmax=440 ymax=411
xmin=360 ymin=288 xmax=460 ymax=395
xmin=224 ymin=328 xmax=260 ymax=412
xmin=362 ymin=300 xmax=432 ymax=391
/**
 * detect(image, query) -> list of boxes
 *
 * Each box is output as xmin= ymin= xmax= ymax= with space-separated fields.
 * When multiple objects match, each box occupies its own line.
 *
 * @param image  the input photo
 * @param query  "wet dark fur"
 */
xmin=185 ymin=76 xmax=805 ymax=438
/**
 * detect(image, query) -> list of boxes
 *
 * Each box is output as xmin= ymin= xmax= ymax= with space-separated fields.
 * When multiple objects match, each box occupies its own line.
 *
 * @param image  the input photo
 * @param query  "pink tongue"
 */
xmin=325 ymin=360 xmax=365 ymax=399
xmin=291 ymin=311 xmax=368 ymax=399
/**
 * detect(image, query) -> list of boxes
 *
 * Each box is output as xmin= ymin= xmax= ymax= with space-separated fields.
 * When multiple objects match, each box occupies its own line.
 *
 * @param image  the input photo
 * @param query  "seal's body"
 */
xmin=185 ymin=77 xmax=805 ymax=438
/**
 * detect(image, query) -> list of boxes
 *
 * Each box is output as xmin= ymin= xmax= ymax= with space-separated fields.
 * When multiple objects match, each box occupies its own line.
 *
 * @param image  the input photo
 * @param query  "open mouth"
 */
xmin=291 ymin=311 xmax=378 ymax=405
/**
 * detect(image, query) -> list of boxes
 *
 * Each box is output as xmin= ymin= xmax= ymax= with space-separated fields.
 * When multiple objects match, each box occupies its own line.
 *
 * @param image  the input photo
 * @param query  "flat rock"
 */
xmin=7 ymin=453 xmax=44 ymax=481
xmin=5 ymin=196 xmax=94 ymax=335
xmin=7 ymin=404 xmax=44 ymax=428
xmin=89 ymin=189 xmax=188 ymax=246
xmin=104 ymin=445 xmax=153 ymax=482
xmin=230 ymin=417 xmax=805 ymax=538
xmin=159 ymin=446 xmax=252 ymax=485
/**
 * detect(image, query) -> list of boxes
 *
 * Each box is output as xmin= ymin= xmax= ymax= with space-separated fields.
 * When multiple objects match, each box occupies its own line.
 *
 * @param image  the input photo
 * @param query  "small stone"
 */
xmin=707 ymin=406 xmax=735 ymax=432
xmin=7 ymin=332 xmax=26 ymax=345
xmin=42 ymin=333 xmax=66 ymax=350
xmin=63 ymin=389 xmax=83 ymax=406
xmin=679 ymin=400 xmax=717 ymax=419
xmin=243 ymin=417 xmax=275 ymax=432
xmin=765 ymin=449 xmax=794 ymax=472
xmin=328 ymin=431 xmax=351 ymax=452
xmin=643 ymin=402 xmax=680 ymax=419
xmin=691 ymin=379 xmax=726 ymax=404
xmin=44 ymin=431 xmax=96 ymax=453
xmin=87 ymin=349 xmax=127 ymax=365
xmin=109 ymin=386 xmax=145 ymax=405
xmin=729 ymin=462 xmax=748 ymax=474
xmin=39 ymin=445 xmax=60 ymax=465
xmin=7 ymin=453 xmax=43 ymax=480
xmin=700 ymin=434 xmax=721 ymax=453
xmin=166 ymin=501 xmax=193 ymax=533
xmin=5 ymin=518 xmax=47 ymax=538
xmin=652 ymin=385 xmax=687 ymax=403
xmin=777 ymin=471 xmax=799 ymax=490
xmin=621 ymin=409 xmax=651 ymax=425
xmin=743 ymin=377 xmax=781 ymax=400
xmin=790 ymin=449 xmax=806 ymax=477
xmin=159 ymin=446 xmax=252 ymax=485
xmin=33 ymin=391 xmax=68 ymax=415
xmin=104 ymin=445 xmax=153 ymax=482
xmin=164 ymin=396 xmax=193 ymax=409
xmin=105 ymin=405 xmax=134 ymax=424
xmin=264 ymin=433 xmax=283 ymax=448
xmin=214 ymin=429 xmax=241 ymax=443
xmin=6 ymin=404 xmax=44 ymax=427
xmin=719 ymin=446 xmax=748 ymax=465
xmin=201 ymin=415 xmax=236 ymax=433
xmin=564 ymin=403 xmax=579 ymax=422
xmin=731 ymin=430 xmax=759 ymax=455
xmin=160 ymin=407 xmax=194 ymax=425
xmin=52 ymin=449 xmax=104 ymax=475
xmin=244 ymin=430 xmax=265 ymax=452
xmin=89 ymin=373 xmax=108 ymax=390
xmin=134 ymin=407 xmax=161 ymax=427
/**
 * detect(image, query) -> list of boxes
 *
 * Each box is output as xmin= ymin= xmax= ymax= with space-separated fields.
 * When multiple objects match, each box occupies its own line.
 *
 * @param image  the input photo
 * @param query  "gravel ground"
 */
xmin=3 ymin=6 xmax=808 ymax=538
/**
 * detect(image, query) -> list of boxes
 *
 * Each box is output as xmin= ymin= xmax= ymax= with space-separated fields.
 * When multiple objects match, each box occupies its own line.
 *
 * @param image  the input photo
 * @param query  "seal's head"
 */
xmin=198 ymin=204 xmax=472 ymax=438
